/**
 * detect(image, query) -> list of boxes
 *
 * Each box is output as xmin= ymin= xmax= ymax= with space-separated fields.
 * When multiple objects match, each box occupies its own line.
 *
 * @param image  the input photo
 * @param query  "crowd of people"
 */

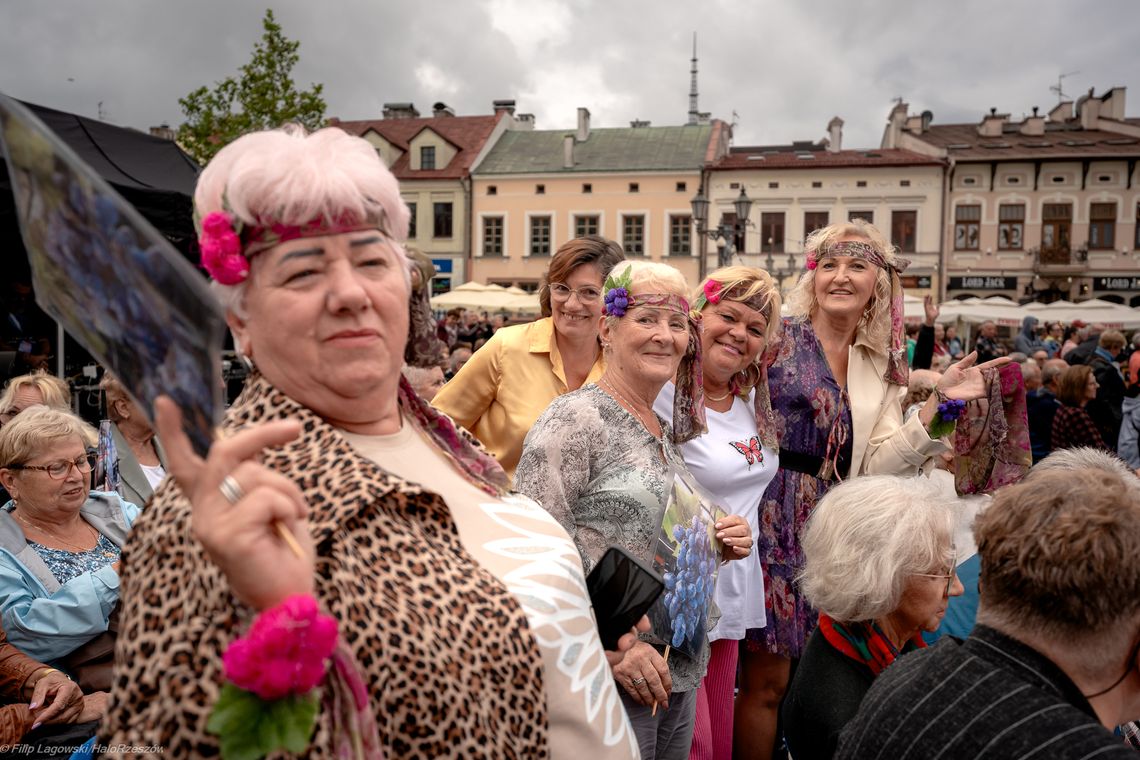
xmin=0 ymin=122 xmax=1136 ymax=759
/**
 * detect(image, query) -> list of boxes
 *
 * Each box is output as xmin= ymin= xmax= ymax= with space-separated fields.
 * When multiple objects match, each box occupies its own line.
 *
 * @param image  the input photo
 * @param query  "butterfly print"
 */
xmin=730 ymin=436 xmax=764 ymax=468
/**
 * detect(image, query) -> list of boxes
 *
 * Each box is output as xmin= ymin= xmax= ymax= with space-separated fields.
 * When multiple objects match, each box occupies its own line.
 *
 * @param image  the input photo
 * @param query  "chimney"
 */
xmin=1020 ymin=106 xmax=1046 ymax=136
xmin=493 ymin=99 xmax=516 ymax=117
xmin=1100 ymin=86 xmax=1126 ymax=120
xmin=630 ymin=119 xmax=651 ymax=128
xmin=883 ymin=100 xmax=908 ymax=149
xmin=1077 ymin=88 xmax=1100 ymax=129
xmin=826 ymin=116 xmax=843 ymax=153
xmin=563 ymin=134 xmax=575 ymax=168
xmin=432 ymin=101 xmax=455 ymax=118
xmin=382 ymin=102 xmax=420 ymax=119
xmin=577 ymin=107 xmax=591 ymax=142
xmin=148 ymin=123 xmax=176 ymax=141
xmin=977 ymin=108 xmax=1009 ymax=137
xmin=920 ymin=110 xmax=933 ymax=132
xmin=1048 ymin=100 xmax=1073 ymax=122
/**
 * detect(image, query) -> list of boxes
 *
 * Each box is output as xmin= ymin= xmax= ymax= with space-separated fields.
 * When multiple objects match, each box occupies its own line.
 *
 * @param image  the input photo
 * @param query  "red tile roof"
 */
xmin=908 ymin=122 xmax=1140 ymax=161
xmin=330 ymin=113 xmax=505 ymax=179
xmin=710 ymin=146 xmax=943 ymax=171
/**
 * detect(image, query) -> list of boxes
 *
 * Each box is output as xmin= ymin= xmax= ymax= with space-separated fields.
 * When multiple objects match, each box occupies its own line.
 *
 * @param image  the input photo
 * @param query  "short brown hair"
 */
xmin=1099 ymin=329 xmax=1126 ymax=352
xmin=974 ymin=469 xmax=1140 ymax=670
xmin=539 ymin=235 xmax=625 ymax=317
xmin=1055 ymin=364 xmax=1092 ymax=406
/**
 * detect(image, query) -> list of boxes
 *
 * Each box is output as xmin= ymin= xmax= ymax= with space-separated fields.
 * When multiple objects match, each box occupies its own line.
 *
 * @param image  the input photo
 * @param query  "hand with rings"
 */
xmin=153 ymin=397 xmax=316 ymax=611
xmin=611 ymin=641 xmax=672 ymax=709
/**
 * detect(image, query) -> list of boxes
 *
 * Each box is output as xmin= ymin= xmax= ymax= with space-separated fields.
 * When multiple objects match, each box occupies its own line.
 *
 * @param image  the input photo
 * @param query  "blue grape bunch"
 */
xmin=661 ymin=515 xmax=718 ymax=648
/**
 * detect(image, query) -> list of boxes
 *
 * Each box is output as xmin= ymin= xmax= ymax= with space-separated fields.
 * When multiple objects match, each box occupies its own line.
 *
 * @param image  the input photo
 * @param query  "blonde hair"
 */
xmin=696 ymin=265 xmax=782 ymax=347
xmin=0 ymin=373 xmax=71 ymax=415
xmin=799 ymin=475 xmax=958 ymax=623
xmin=785 ymin=220 xmax=899 ymax=348
xmin=0 ymin=406 xmax=98 ymax=468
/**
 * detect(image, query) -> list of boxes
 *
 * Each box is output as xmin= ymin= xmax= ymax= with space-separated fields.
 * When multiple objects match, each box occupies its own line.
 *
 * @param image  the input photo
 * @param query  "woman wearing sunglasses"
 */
xmin=433 ymin=235 xmax=624 ymax=478
xmin=781 ymin=475 xmax=963 ymax=759
xmin=0 ymin=406 xmax=138 ymax=697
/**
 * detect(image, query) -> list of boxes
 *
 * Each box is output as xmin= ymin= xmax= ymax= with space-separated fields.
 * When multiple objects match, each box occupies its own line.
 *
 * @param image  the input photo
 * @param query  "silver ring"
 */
xmin=631 ymin=677 xmax=646 ymax=686
xmin=219 ymin=475 xmax=244 ymax=505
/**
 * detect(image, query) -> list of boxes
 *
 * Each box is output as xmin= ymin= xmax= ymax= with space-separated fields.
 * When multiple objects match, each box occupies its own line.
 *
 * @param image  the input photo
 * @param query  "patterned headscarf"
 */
xmin=953 ymin=362 xmax=1031 ymax=495
xmin=808 ymin=240 xmax=911 ymax=386
xmin=404 ymin=247 xmax=448 ymax=368
xmin=604 ymin=268 xmax=706 ymax=443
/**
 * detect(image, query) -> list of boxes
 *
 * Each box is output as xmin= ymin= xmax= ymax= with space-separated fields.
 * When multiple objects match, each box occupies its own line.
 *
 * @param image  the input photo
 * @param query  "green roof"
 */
xmin=474 ymin=125 xmax=713 ymax=174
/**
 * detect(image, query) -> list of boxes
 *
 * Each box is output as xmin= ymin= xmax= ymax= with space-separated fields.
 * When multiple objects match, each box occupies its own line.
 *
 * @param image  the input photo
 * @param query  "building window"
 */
xmin=629 ymin=182 xmax=640 ymax=193
xmin=954 ymin=204 xmax=981 ymax=250
xmin=420 ymin=146 xmax=435 ymax=170
xmin=1042 ymin=203 xmax=1073 ymax=258
xmin=623 ymin=215 xmax=645 ymax=256
xmin=536 ymin=184 xmax=545 ymax=195
xmin=1007 ymin=176 xmax=1021 ymax=184
xmin=768 ymin=182 xmax=779 ymax=189
xmin=574 ymin=215 xmax=599 ymax=238
xmin=669 ymin=215 xmax=691 ymax=256
xmin=848 ymin=210 xmax=874 ymax=224
xmin=1090 ymin=202 xmax=1117 ymax=249
xmin=760 ymin=212 xmax=785 ymax=254
xmin=676 ymin=181 xmax=686 ymax=192
xmin=487 ymin=185 xmax=497 ymax=195
xmin=856 ymin=180 xmax=867 ymax=188
xmin=900 ymin=179 xmax=911 ymax=187
xmin=482 ymin=217 xmax=504 ymax=256
xmin=406 ymin=201 xmax=417 ymax=239
xmin=998 ymin=204 xmax=1025 ymax=250
xmin=433 ymin=202 xmax=453 ymax=238
xmin=811 ymin=181 xmax=822 ymax=188
xmin=1051 ymin=176 xmax=1065 ymax=184
xmin=804 ymin=211 xmax=829 ymax=236
xmin=583 ymin=183 xmax=592 ymax=194
xmin=1098 ymin=174 xmax=1113 ymax=183
xmin=891 ymin=210 xmax=917 ymax=253
xmin=529 ymin=216 xmax=552 ymax=256
xmin=962 ymin=177 xmax=977 ymax=186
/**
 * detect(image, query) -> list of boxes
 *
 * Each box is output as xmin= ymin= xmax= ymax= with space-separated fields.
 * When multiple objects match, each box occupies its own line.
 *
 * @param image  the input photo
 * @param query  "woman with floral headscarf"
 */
xmin=516 ymin=260 xmax=754 ymax=760
xmin=735 ymin=221 xmax=1007 ymax=760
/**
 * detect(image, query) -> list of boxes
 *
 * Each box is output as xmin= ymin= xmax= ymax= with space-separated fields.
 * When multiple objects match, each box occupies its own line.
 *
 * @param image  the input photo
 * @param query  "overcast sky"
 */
xmin=2 ymin=0 xmax=1138 ymax=152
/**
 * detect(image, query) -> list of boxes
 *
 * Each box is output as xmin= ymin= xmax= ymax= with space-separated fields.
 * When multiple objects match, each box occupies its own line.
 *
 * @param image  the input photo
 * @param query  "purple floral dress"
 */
xmin=745 ymin=318 xmax=852 ymax=658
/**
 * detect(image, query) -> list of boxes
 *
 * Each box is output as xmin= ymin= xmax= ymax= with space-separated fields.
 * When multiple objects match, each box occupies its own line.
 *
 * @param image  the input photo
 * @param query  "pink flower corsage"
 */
xmin=199 ymin=211 xmax=250 ymax=285
xmin=703 ymin=279 xmax=723 ymax=305
xmin=208 ymin=595 xmax=339 ymax=758
xmin=805 ymin=250 xmax=818 ymax=270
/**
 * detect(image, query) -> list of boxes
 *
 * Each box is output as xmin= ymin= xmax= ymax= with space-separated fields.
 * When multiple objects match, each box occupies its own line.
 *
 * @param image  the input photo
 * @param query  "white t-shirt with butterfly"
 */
xmin=654 ymin=382 xmax=778 ymax=640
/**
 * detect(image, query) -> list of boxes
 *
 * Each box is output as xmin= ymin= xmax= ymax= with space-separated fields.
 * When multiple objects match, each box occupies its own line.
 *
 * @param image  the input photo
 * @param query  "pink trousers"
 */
xmin=688 ymin=638 xmax=739 ymax=760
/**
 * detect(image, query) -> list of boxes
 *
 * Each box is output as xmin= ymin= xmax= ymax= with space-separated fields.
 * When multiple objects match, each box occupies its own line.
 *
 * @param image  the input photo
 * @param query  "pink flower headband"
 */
xmin=196 ymin=208 xmax=387 ymax=285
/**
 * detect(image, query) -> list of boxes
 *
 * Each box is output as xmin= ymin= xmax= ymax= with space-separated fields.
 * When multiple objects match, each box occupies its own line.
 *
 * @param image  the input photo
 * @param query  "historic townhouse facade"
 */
xmin=704 ymin=118 xmax=945 ymax=297
xmin=468 ymin=109 xmax=729 ymax=289
xmin=884 ymin=87 xmax=1140 ymax=304
xmin=331 ymin=100 xmax=533 ymax=292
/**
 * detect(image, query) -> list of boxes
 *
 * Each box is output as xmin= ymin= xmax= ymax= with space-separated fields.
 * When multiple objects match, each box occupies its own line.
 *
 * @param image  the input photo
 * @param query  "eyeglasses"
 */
xmin=915 ymin=552 xmax=958 ymax=596
xmin=549 ymin=283 xmax=603 ymax=303
xmin=9 ymin=454 xmax=95 ymax=480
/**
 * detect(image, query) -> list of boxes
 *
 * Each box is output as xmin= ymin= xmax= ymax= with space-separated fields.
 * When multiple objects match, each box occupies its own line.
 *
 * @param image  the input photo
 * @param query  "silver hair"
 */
xmin=799 ymin=475 xmax=958 ymax=623
xmin=602 ymin=260 xmax=690 ymax=336
xmin=1030 ymin=447 xmax=1140 ymax=497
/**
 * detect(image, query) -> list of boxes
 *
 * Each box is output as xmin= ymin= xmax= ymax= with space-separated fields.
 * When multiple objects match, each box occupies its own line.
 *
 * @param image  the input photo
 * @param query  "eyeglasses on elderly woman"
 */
xmin=7 ymin=453 xmax=96 ymax=479
xmin=549 ymin=282 xmax=603 ymax=303
xmin=914 ymin=550 xmax=958 ymax=597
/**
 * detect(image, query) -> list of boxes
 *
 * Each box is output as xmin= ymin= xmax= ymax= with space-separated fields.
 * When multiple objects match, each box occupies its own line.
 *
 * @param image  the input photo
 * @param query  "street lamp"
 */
xmin=691 ymin=187 xmax=753 ymax=274
xmin=765 ymin=244 xmax=802 ymax=292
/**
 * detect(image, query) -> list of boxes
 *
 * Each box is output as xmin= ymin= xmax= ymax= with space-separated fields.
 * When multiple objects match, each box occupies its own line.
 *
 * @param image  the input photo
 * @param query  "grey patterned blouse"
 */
xmin=514 ymin=383 xmax=709 ymax=692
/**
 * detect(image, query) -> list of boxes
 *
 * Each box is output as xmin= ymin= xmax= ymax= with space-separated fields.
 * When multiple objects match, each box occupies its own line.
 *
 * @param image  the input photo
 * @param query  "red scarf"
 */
xmin=818 ymin=613 xmax=926 ymax=676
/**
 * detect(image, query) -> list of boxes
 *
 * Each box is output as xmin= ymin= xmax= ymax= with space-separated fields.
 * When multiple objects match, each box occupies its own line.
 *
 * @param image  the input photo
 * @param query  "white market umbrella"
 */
xmin=1026 ymin=299 xmax=1140 ymax=330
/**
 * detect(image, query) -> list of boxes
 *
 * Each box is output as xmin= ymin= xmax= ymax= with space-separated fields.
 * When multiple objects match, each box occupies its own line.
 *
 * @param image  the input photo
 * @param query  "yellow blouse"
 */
xmin=432 ymin=317 xmax=605 ymax=478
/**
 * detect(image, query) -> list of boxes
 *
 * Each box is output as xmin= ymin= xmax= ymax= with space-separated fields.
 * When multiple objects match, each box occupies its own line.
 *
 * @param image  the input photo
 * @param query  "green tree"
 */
xmin=177 ymin=9 xmax=326 ymax=164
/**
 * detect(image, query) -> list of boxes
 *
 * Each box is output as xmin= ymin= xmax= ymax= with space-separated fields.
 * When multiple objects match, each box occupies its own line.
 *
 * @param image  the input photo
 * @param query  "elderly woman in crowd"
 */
xmin=738 ymin=221 xmax=1003 ymax=760
xmin=649 ymin=266 xmax=780 ymax=760
xmin=100 ymin=125 xmax=642 ymax=758
xmin=1051 ymin=364 xmax=1111 ymax=452
xmin=96 ymin=374 xmax=166 ymax=507
xmin=0 ymin=374 xmax=71 ymax=428
xmin=782 ymin=475 xmax=962 ymax=758
xmin=433 ymin=235 xmax=624 ymax=477
xmin=0 ymin=407 xmax=136 ymax=700
xmin=516 ymin=261 xmax=754 ymax=760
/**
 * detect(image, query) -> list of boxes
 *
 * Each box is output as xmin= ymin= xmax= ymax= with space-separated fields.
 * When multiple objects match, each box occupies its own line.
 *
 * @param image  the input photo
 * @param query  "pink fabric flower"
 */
xmin=703 ymin=279 xmax=723 ymax=305
xmin=805 ymin=250 xmax=818 ymax=270
xmin=222 ymin=594 xmax=339 ymax=700
xmin=198 ymin=211 xmax=249 ymax=285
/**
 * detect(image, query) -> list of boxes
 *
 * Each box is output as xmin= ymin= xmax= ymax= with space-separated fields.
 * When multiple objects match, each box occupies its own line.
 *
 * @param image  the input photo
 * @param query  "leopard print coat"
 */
xmin=98 ymin=374 xmax=549 ymax=758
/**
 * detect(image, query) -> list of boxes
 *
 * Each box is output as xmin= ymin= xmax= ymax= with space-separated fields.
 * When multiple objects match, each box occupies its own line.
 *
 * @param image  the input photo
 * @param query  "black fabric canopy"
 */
xmin=1 ymin=98 xmax=200 ymax=270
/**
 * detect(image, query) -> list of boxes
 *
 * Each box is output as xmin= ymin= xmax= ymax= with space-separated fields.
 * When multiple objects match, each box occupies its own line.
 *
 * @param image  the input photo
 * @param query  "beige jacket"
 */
xmin=847 ymin=332 xmax=949 ymax=476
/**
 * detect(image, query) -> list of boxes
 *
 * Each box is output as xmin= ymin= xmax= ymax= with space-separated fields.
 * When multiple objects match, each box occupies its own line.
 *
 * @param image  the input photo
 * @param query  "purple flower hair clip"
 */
xmin=603 ymin=265 xmax=634 ymax=317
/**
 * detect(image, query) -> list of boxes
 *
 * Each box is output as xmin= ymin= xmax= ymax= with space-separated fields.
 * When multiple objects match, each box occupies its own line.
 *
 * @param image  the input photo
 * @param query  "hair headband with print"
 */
xmin=694 ymin=278 xmax=774 ymax=319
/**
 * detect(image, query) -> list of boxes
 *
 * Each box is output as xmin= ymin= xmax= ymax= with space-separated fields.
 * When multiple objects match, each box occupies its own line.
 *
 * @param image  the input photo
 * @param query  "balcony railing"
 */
xmin=1034 ymin=244 xmax=1088 ymax=270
